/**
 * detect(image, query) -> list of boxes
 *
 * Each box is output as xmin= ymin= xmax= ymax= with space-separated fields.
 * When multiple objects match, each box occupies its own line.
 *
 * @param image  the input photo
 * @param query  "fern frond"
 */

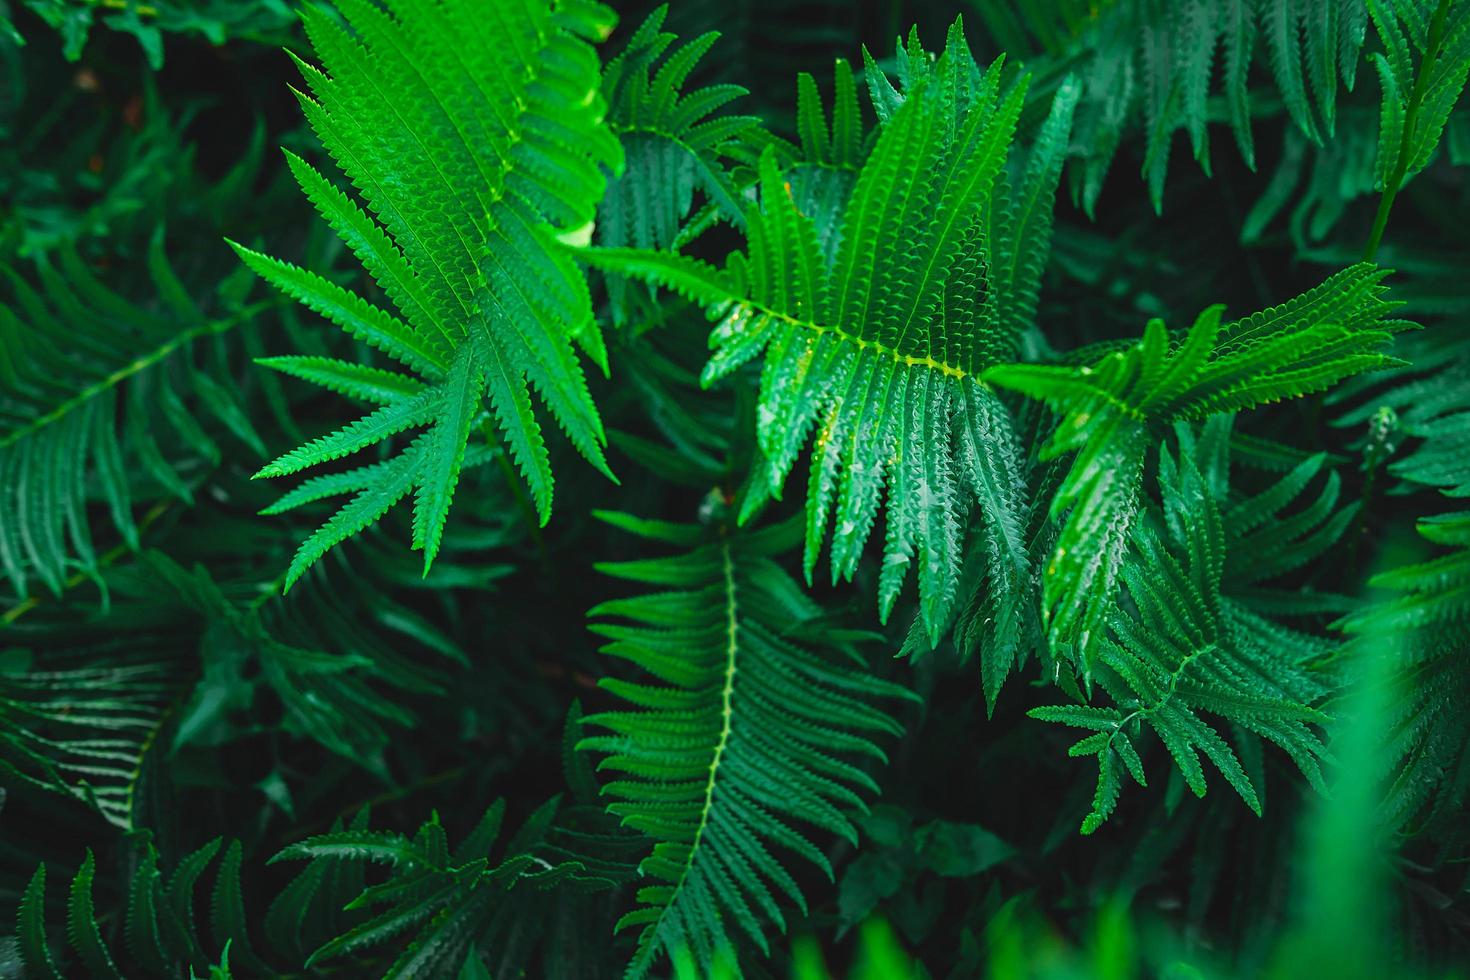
xmin=1032 ymin=451 xmax=1332 ymax=834
xmin=275 ymin=799 xmax=599 ymax=978
xmin=1338 ymin=511 xmax=1470 ymax=840
xmin=579 ymin=512 xmax=914 ymax=975
xmin=18 ymin=834 xmax=274 ymax=978
xmin=0 ymin=650 xmax=183 ymax=830
xmin=975 ymin=0 xmax=1372 ymax=213
xmin=583 ymin=23 xmax=1073 ymax=643
xmin=985 ymin=263 xmax=1408 ymax=661
xmin=0 ymin=240 xmax=265 ymax=599
xmin=244 ymin=0 xmax=623 ymax=587
xmin=1332 ymin=331 xmax=1470 ymax=496
xmin=597 ymin=6 xmax=759 ymax=270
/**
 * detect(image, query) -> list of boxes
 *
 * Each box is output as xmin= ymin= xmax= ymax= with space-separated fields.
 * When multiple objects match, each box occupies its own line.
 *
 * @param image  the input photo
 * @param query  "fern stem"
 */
xmin=649 ymin=540 xmax=738 ymax=935
xmin=1363 ymin=0 xmax=1455 ymax=261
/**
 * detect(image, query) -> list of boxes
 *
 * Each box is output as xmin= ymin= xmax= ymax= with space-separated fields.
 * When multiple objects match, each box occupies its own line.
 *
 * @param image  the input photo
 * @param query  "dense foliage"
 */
xmin=2 ymin=0 xmax=1468 ymax=976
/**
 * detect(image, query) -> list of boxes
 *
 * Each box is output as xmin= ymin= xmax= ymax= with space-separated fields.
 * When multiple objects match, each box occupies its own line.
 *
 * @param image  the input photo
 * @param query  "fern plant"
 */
xmin=1031 ymin=437 xmax=1335 ymax=833
xmin=237 ymin=0 xmax=623 ymax=587
xmin=971 ymin=0 xmax=1371 ymax=213
xmin=985 ymin=264 xmax=1409 ymax=663
xmin=1337 ymin=511 xmax=1470 ymax=842
xmin=6 ymin=0 xmax=1470 ymax=976
xmin=0 ymin=239 xmax=268 ymax=599
xmin=20 ymin=835 xmax=270 ymax=978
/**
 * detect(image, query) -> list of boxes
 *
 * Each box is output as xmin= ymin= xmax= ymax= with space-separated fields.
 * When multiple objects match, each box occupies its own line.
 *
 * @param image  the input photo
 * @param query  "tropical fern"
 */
xmin=1329 ymin=327 xmax=1470 ymax=843
xmin=272 ymin=796 xmax=627 ymax=977
xmin=597 ymin=6 xmax=759 ymax=279
xmin=0 ymin=648 xmax=184 ymax=831
xmin=16 ymin=791 xmax=635 ymax=978
xmin=1332 ymin=331 xmax=1470 ymax=498
xmin=1031 ymin=446 xmax=1332 ymax=834
xmin=1364 ymin=0 xmax=1470 ymax=256
xmin=237 ymin=0 xmax=623 ymax=588
xmin=582 ymin=23 xmax=1076 ymax=644
xmin=578 ymin=511 xmax=915 ymax=975
xmin=0 ymin=238 xmax=267 ymax=599
xmin=972 ymin=0 xmax=1372 ymax=213
xmin=985 ymin=263 xmax=1409 ymax=663
xmin=18 ymin=834 xmax=275 ymax=978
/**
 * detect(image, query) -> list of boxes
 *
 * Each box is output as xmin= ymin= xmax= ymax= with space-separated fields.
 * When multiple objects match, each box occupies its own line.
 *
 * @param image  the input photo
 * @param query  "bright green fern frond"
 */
xmin=243 ymin=0 xmax=623 ymax=587
xmin=1031 ymin=452 xmax=1332 ymax=834
xmin=579 ymin=511 xmax=915 ymax=976
xmin=582 ymin=22 xmax=1072 ymax=644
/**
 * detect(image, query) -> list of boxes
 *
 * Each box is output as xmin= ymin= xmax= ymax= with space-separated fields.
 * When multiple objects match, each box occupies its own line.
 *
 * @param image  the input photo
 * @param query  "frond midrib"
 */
xmin=0 ymin=301 xmax=272 ymax=452
xmin=649 ymin=539 xmax=739 ymax=937
xmin=729 ymin=295 xmax=970 ymax=380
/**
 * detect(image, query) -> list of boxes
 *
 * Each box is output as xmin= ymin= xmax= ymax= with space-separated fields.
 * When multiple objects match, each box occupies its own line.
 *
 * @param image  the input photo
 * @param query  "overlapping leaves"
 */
xmin=1032 ymin=447 xmax=1333 ymax=834
xmin=986 ymin=263 xmax=1410 ymax=663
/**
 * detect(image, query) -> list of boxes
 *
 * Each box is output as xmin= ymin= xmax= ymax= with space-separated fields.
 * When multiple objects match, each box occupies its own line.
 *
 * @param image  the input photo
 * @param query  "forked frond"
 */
xmin=1031 ymin=451 xmax=1332 ymax=834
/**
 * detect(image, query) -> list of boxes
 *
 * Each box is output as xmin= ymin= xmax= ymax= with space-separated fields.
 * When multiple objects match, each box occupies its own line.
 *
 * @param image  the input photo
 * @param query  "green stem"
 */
xmin=1363 ymin=0 xmax=1455 ymax=261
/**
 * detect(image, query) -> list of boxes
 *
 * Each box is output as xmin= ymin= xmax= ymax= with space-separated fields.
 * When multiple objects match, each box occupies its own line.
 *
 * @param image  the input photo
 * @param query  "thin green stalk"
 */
xmin=1363 ymin=0 xmax=1455 ymax=261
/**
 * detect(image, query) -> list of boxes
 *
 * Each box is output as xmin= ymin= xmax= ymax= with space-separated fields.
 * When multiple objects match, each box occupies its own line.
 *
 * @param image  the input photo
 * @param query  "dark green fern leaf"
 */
xmin=273 ymin=798 xmax=598 ymax=978
xmin=66 ymin=850 xmax=123 ymax=979
xmin=597 ymin=5 xmax=760 ymax=320
xmin=1337 ymin=510 xmax=1470 ymax=841
xmin=973 ymin=0 xmax=1371 ymax=213
xmin=18 ymin=864 xmax=62 ymax=980
xmin=579 ymin=511 xmax=915 ymax=975
xmin=1031 ymin=449 xmax=1332 ymax=834
xmin=0 ymin=648 xmax=184 ymax=830
xmin=15 ymin=834 xmax=309 ymax=977
xmin=0 ymin=238 xmax=266 ymax=599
